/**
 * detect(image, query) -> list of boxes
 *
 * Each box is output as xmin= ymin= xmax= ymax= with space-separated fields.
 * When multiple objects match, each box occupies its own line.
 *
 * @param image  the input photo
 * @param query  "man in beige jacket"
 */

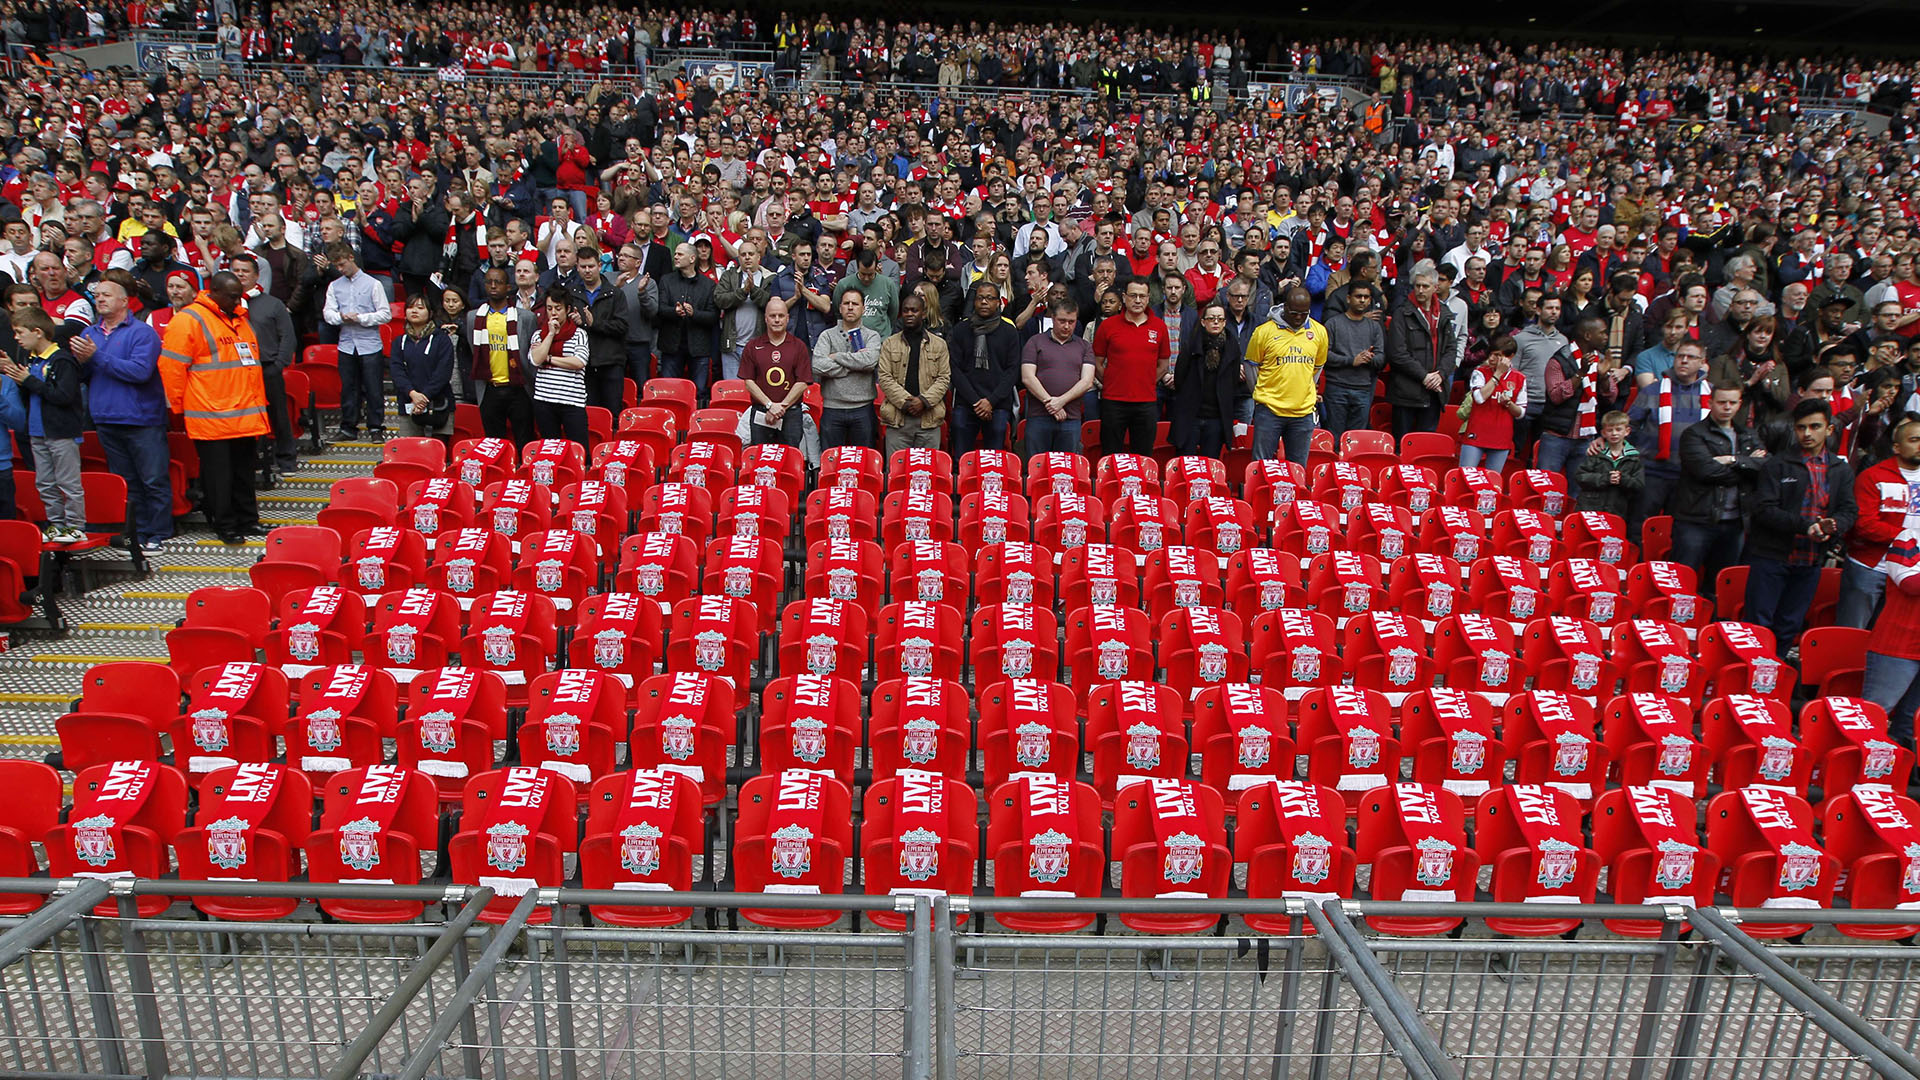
xmin=877 ymin=292 xmax=950 ymax=452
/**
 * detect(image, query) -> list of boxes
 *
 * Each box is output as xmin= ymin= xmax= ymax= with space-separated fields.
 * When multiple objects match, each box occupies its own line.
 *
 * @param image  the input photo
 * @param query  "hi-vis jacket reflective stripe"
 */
xmin=159 ymin=291 xmax=269 ymax=440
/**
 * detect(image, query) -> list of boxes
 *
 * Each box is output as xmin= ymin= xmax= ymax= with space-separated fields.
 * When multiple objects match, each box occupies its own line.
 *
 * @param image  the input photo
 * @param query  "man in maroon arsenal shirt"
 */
xmin=1093 ymin=278 xmax=1171 ymax=457
xmin=738 ymin=296 xmax=810 ymax=447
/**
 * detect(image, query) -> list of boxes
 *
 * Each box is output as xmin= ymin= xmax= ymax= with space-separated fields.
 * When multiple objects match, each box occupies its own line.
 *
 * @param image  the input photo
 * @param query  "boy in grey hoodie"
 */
xmin=810 ymin=287 xmax=882 ymax=449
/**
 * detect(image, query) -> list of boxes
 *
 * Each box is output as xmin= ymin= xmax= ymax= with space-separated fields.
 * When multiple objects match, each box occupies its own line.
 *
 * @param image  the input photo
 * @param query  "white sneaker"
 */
xmin=55 ymin=527 xmax=88 ymax=544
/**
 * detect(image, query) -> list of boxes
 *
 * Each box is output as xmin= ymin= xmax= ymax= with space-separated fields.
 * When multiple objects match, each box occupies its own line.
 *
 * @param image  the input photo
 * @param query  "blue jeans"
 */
xmin=1320 ymin=383 xmax=1373 ymax=443
xmin=950 ymin=406 xmax=1011 ymax=456
xmin=1837 ymin=558 xmax=1887 ymax=630
xmin=1863 ymin=651 xmax=1920 ymax=747
xmin=1741 ymin=557 xmax=1821 ymax=655
xmin=1176 ymin=417 xmax=1230 ymax=459
xmin=625 ymin=344 xmax=655 ymax=389
xmin=1670 ymin=519 xmax=1744 ymax=599
xmin=1534 ymin=432 xmax=1588 ymax=502
xmin=96 ymin=422 xmax=173 ymax=544
xmin=1633 ymin=460 xmax=1680 ymax=544
xmin=1458 ymin=445 xmax=1510 ymax=471
xmin=819 ymin=406 xmax=876 ymax=450
xmin=1252 ymin=407 xmax=1313 ymax=466
xmin=1024 ymin=413 xmax=1081 ymax=455
xmin=337 ymin=350 xmax=386 ymax=433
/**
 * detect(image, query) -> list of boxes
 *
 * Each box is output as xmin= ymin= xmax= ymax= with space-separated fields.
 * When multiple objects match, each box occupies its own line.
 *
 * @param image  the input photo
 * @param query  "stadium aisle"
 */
xmin=0 ymin=438 xmax=385 ymax=763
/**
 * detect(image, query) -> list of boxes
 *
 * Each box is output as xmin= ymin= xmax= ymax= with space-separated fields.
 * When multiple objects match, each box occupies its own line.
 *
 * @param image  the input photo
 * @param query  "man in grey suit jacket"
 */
xmin=230 ymin=253 xmax=299 ymax=476
xmin=616 ymin=241 xmax=660 ymax=388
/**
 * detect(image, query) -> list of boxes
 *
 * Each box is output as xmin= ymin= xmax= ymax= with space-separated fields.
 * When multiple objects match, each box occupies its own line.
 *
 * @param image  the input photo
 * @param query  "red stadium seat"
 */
xmin=1112 ymin=778 xmax=1230 ymax=933
xmin=1400 ymin=689 xmax=1504 ymax=801
xmin=1065 ymin=604 xmax=1155 ymax=686
xmin=1356 ymin=783 xmax=1478 ymax=934
xmin=1800 ymin=696 xmax=1911 ymax=798
xmin=614 ymin=532 xmax=701 ymax=607
xmin=868 ymin=677 xmax=972 ymax=784
xmin=1704 ymin=788 xmax=1837 ymax=937
xmin=986 ymin=777 xmax=1106 ymax=932
xmin=630 ymin=673 xmax=736 ymax=807
xmin=569 ymin=593 xmax=666 ymax=692
xmin=759 ymin=674 xmax=863 ymax=783
xmin=448 ymin=767 xmax=579 ymax=923
xmin=1818 ymin=789 xmax=1920 ymax=939
xmin=734 ymin=770 xmax=855 ymax=927
xmin=1296 ymin=687 xmax=1400 ymax=808
xmin=0 ymin=761 xmax=63 ymax=914
xmin=970 ymin=603 xmax=1061 ymax=685
xmin=518 ymin=670 xmax=630 ymax=785
xmin=1192 ymin=683 xmax=1292 ymax=796
xmin=1085 ymin=681 xmax=1189 ymax=804
xmin=861 ymin=771 xmax=978 ymax=928
xmin=1059 ymin=543 xmax=1141 ymax=614
xmin=175 ymin=764 xmax=314 ymax=920
xmin=875 ymin=600 xmax=966 ymax=683
xmin=976 ymin=541 xmax=1055 ymax=609
xmin=398 ymin=668 xmax=510 ymax=798
xmin=1702 ymin=695 xmax=1809 ymax=797
xmin=1471 ymin=784 xmax=1601 ymax=935
xmin=978 ymin=679 xmax=1080 ymax=788
xmin=307 ymin=765 xmax=440 ymax=921
xmin=1603 ymin=693 xmax=1708 ymax=800
xmin=289 ymin=664 xmax=399 ymax=777
xmin=579 ymin=770 xmax=708 ymax=926
xmin=1235 ymin=781 xmax=1357 ymax=930
xmin=171 ymin=662 xmax=289 ymax=776
xmin=47 ymin=762 xmax=188 ymax=915
xmin=958 ymin=489 xmax=1032 ymax=549
xmin=1591 ymin=786 xmax=1717 ymax=936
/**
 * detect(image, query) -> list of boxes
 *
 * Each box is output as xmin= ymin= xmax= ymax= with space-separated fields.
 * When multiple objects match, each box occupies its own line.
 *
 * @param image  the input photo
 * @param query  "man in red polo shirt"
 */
xmin=1093 ymin=278 xmax=1171 ymax=456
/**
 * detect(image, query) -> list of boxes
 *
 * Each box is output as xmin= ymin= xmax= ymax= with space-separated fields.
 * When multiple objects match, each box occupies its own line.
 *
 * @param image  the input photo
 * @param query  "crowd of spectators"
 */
xmin=3 ymin=4 xmax=1920 ymax=735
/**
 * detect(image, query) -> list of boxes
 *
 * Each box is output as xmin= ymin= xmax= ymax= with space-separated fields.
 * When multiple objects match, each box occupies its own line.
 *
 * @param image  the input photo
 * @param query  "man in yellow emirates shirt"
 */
xmin=1245 ymin=286 xmax=1327 ymax=466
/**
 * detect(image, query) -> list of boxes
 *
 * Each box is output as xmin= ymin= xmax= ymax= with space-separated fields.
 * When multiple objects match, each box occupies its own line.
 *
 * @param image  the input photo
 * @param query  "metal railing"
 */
xmin=4 ymin=879 xmax=1919 ymax=1080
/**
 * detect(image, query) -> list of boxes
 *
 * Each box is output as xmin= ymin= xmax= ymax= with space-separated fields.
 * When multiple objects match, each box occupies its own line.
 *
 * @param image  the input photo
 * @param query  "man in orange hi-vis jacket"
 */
xmin=160 ymin=271 xmax=269 ymax=545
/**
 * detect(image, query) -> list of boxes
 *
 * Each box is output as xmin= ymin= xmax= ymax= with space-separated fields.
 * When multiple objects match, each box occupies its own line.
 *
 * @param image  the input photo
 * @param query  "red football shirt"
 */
xmin=1093 ymin=312 xmax=1172 ymax=403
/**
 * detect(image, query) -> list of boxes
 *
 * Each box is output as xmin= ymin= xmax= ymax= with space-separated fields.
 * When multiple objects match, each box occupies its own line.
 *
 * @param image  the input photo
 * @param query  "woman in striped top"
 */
xmin=529 ymin=287 xmax=590 ymax=446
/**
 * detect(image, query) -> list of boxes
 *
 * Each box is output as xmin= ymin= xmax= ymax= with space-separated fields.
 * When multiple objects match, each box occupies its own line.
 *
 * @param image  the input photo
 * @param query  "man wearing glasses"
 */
xmin=1185 ymin=240 xmax=1227 ymax=306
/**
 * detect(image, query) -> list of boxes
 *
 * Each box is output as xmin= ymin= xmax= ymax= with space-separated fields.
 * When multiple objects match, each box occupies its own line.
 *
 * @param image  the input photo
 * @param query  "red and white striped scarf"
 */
xmin=1572 ymin=347 xmax=1601 ymax=438
xmin=1656 ymin=376 xmax=1710 ymax=459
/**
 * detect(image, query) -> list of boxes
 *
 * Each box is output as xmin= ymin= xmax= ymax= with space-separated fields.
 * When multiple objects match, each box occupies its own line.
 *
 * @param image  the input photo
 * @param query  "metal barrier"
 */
xmin=5 ymin=880 xmax=1919 ymax=1080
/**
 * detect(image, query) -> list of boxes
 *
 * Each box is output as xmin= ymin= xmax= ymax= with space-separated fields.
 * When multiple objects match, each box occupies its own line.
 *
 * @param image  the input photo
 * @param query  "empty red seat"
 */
xmin=978 ymin=679 xmax=1080 ymax=787
xmin=579 ymin=769 xmax=708 ymax=926
xmin=1509 ymin=468 xmax=1570 ymax=516
xmin=887 ymin=539 xmax=969 ymax=608
xmin=1400 ymin=688 xmax=1504 ymax=800
xmin=1306 ymin=551 xmax=1386 ymax=617
xmin=1085 ymin=681 xmax=1189 ymax=803
xmin=1297 ymin=686 xmax=1400 ymax=805
xmin=449 ymin=767 xmax=580 ymax=923
xmin=819 ymin=445 xmax=884 ymax=502
xmin=368 ymin=586 xmax=462 ymax=676
xmin=666 ymin=439 xmax=737 ymax=492
xmin=1032 ymin=491 xmax=1105 ymax=552
xmin=0 ymin=761 xmax=63 ymax=914
xmin=166 ymin=585 xmax=271 ymax=678
xmin=1271 ymin=498 xmax=1341 ymax=561
xmin=1164 ymin=455 xmax=1230 ymax=503
xmin=614 ymin=532 xmax=700 ymax=606
xmin=959 ymin=448 xmax=1022 ymax=499
xmin=1705 ymin=787 xmax=1837 ymax=936
xmin=1703 ymin=694 xmax=1809 ymax=796
xmin=428 ymin=527 xmax=513 ymax=602
xmin=1801 ymin=696 xmax=1912 ymax=798
xmin=1604 ymin=693 xmax=1708 ymax=800
xmin=404 ymin=477 xmax=478 ymax=538
xmin=805 ymin=538 xmax=884 ymax=619
xmin=451 ymin=437 xmax=517 ymax=488
xmin=976 ymin=541 xmax=1055 ymax=609
xmin=1471 ymin=784 xmax=1601 ymax=935
xmin=666 ymin=595 xmax=758 ymax=692
xmin=518 ymin=669 xmax=629 ymax=785
xmin=1112 ymin=778 xmax=1230 ymax=933
xmin=868 ymin=677 xmax=972 ymax=784
xmin=1698 ymin=621 xmax=1796 ymax=701
xmin=1419 ymin=505 xmax=1491 ymax=565
xmin=1026 ymin=451 xmax=1091 ymax=502
xmin=1311 ymin=461 xmax=1371 ymax=514
xmin=267 ymin=585 xmax=368 ymax=672
xmin=175 ymin=763 xmax=313 ymax=920
xmin=289 ymin=664 xmax=399 ymax=776
xmin=1546 ymin=559 xmax=1627 ymax=626
xmin=1504 ymin=691 xmax=1610 ymax=805
xmin=1144 ymin=545 xmax=1224 ymax=620
xmin=1591 ymin=785 xmax=1716 ymax=935
xmin=398 ymin=667 xmax=510 ymax=796
xmin=520 ymin=438 xmax=587 ymax=489
xmin=308 ymin=765 xmax=440 ymax=921
xmin=971 ymin=603 xmax=1061 ymax=684
xmin=717 ymin=484 xmax=791 ymax=546
xmin=804 ymin=487 xmax=879 ymax=546
xmin=1059 ymin=543 xmax=1140 ymax=613
xmin=317 ymin=477 xmax=401 ymax=540
xmin=345 ymin=526 xmax=431 ymax=599
xmin=462 ymin=590 xmax=560 ymax=698
xmin=1356 ymin=783 xmax=1478 ymax=933
xmin=1243 ymin=459 xmax=1307 ymax=539
xmin=861 ymin=770 xmax=979 ymax=928
xmin=173 ymin=662 xmax=289 ymax=776
xmin=706 ymin=535 xmax=786 ymax=632
xmin=1225 ymin=547 xmax=1301 ymax=615
xmin=592 ymin=438 xmax=660 ymax=489
xmin=1444 ymin=466 xmax=1506 ymax=516
xmin=1386 ymin=552 xmax=1465 ymax=622
xmin=1818 ymin=789 xmax=1920 ymax=939
xmin=1095 ymin=452 xmax=1160 ymax=504
xmin=57 ymin=662 xmax=180 ymax=772
xmin=1192 ymin=683 xmax=1292 ymax=796
xmin=47 ymin=761 xmax=188 ymax=915
xmin=881 ymin=489 xmax=955 ymax=549
xmin=1159 ymin=605 xmax=1248 ymax=699
xmin=555 ymin=480 xmax=629 ymax=552
xmin=760 ymin=674 xmax=863 ymax=783
xmin=986 ymin=776 xmax=1106 ymax=931
xmin=637 ymin=482 xmax=715 ymax=545
xmin=1519 ymin=615 xmax=1614 ymax=698
xmin=630 ymin=672 xmax=735 ymax=806
xmin=1065 ymin=604 xmax=1154 ymax=686
xmin=875 ymin=600 xmax=966 ymax=682
xmin=480 ymin=478 xmax=552 ymax=539
xmin=1431 ymin=612 xmax=1525 ymax=696
xmin=1235 ymin=780 xmax=1356 ymax=930
xmin=1377 ymin=464 xmax=1440 ymax=516
xmin=248 ymin=525 xmax=344 ymax=604
xmin=734 ymin=770 xmax=856 ymax=927
xmin=740 ymin=443 xmax=808 ymax=502
xmin=1611 ymin=619 xmax=1706 ymax=704
xmin=958 ymin=489 xmax=1031 ymax=548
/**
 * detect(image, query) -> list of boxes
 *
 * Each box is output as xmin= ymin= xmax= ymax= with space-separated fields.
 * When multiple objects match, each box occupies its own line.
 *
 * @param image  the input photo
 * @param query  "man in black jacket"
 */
xmin=945 ymin=282 xmax=1022 ymax=455
xmin=569 ymin=240 xmax=630 ymax=414
xmin=1383 ymin=265 xmax=1456 ymax=438
xmin=1743 ymin=398 xmax=1857 ymax=658
xmin=1670 ymin=381 xmax=1768 ymax=599
xmin=655 ymin=242 xmax=719 ymax=396
xmin=390 ymin=175 xmax=450 ymax=308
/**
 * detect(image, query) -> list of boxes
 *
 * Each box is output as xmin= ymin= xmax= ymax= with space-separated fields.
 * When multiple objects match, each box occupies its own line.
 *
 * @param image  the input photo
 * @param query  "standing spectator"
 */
xmin=4 ymin=308 xmax=86 ymax=543
xmin=466 ymin=269 xmax=537 ymax=448
xmin=1093 ymin=279 xmax=1171 ymax=456
xmin=570 ymin=240 xmax=629 ymax=414
xmin=1511 ymin=293 xmax=1569 ymax=466
xmin=1245 ymin=287 xmax=1327 ymax=466
xmin=1838 ymin=418 xmax=1920 ymax=627
xmin=1862 ymin=528 xmax=1920 ymax=747
xmin=1459 ymin=336 xmax=1526 ymax=470
xmin=528 ymin=289 xmax=590 ymax=446
xmin=1627 ymin=340 xmax=1713 ymax=538
xmin=614 ymin=242 xmax=658 ymax=388
xmin=1575 ymin=410 xmax=1644 ymax=517
xmin=738 ymin=297 xmax=810 ymax=448
xmin=391 ymin=177 xmax=450 ymax=306
xmin=389 ymin=294 xmax=456 ymax=446
xmin=656 ymin=242 xmax=720 ymax=396
xmin=715 ymin=242 xmax=773 ymax=383
xmin=1669 ymin=382 xmax=1766 ymax=599
xmin=230 ymin=254 xmax=298 ymax=477
xmin=946 ymin=282 xmax=1021 ymax=455
xmin=1168 ymin=299 xmax=1241 ymax=458
xmin=1539 ymin=317 xmax=1627 ymax=497
xmin=1744 ymin=399 xmax=1856 ymax=658
xmin=1021 ymin=300 xmax=1097 ymax=455
xmin=876 ymin=293 xmax=949 ymax=452
xmin=834 ymin=248 xmax=900 ymax=337
xmin=71 ymin=269 xmax=170 ymax=552
xmin=159 ymin=272 xmax=268 ymax=545
xmin=321 ymin=243 xmax=392 ymax=441
xmin=812 ymin=288 xmax=881 ymax=450
xmin=1384 ymin=267 xmax=1455 ymax=438
xmin=1322 ymin=279 xmax=1385 ymax=442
